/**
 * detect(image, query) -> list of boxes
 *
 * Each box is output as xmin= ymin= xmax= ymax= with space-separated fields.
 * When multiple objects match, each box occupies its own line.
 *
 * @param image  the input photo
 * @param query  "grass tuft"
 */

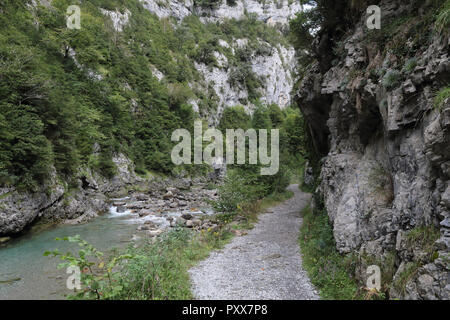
xmin=436 ymin=0 xmax=450 ymax=35
xmin=299 ymin=204 xmax=362 ymax=300
xmin=434 ymin=87 xmax=450 ymax=111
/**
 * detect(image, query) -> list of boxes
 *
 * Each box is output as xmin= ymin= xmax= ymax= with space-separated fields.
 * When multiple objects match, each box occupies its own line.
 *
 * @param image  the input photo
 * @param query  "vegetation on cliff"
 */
xmin=292 ymin=0 xmax=449 ymax=300
xmin=0 ymin=0 xmax=287 ymax=191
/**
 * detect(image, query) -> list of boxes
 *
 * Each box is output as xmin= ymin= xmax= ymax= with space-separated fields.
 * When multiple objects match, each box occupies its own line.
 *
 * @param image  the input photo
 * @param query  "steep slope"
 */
xmin=138 ymin=0 xmax=300 ymax=123
xmin=0 ymin=0 xmax=299 ymax=236
xmin=296 ymin=0 xmax=449 ymax=299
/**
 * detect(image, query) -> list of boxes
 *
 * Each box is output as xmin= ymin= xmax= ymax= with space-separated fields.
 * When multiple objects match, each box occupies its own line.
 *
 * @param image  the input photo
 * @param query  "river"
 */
xmin=0 ymin=203 xmax=140 ymax=300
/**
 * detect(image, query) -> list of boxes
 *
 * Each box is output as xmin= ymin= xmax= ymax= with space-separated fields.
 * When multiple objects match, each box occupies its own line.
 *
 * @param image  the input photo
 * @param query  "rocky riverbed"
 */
xmin=106 ymin=180 xmax=223 ymax=242
xmin=0 ymin=176 xmax=224 ymax=299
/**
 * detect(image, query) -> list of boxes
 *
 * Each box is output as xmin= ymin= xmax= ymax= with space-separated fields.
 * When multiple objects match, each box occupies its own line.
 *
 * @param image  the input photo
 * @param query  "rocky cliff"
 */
xmin=139 ymin=0 xmax=300 ymax=123
xmin=140 ymin=0 xmax=301 ymax=26
xmin=0 ymin=153 xmax=139 ymax=235
xmin=296 ymin=0 xmax=449 ymax=299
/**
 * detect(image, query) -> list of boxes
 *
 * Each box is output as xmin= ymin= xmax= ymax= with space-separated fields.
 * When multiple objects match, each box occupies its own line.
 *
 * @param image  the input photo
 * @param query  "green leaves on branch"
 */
xmin=44 ymin=235 xmax=145 ymax=300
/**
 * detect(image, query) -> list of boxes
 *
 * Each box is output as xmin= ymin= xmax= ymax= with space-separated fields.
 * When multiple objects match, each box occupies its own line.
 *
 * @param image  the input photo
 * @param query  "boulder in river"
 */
xmin=163 ymin=191 xmax=173 ymax=200
xmin=181 ymin=213 xmax=193 ymax=220
xmin=137 ymin=225 xmax=151 ymax=231
xmin=135 ymin=194 xmax=148 ymax=201
xmin=116 ymin=206 xmax=127 ymax=213
xmin=192 ymin=219 xmax=202 ymax=227
xmin=138 ymin=209 xmax=153 ymax=217
xmin=148 ymin=229 xmax=163 ymax=237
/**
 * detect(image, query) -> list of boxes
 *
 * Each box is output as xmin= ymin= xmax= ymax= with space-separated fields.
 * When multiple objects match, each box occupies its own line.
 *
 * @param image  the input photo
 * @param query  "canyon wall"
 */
xmin=296 ymin=0 xmax=449 ymax=299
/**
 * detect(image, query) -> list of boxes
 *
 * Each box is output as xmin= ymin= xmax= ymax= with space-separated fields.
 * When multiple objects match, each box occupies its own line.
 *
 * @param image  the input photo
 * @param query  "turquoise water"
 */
xmin=0 ymin=208 xmax=138 ymax=300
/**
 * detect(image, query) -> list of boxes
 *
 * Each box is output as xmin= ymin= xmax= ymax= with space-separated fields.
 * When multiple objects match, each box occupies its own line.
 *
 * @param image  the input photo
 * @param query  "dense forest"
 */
xmin=0 ymin=0 xmax=301 ymax=192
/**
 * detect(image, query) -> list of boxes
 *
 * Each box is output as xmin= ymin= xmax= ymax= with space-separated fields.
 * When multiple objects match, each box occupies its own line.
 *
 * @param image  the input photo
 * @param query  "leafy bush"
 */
xmin=218 ymin=106 xmax=251 ymax=131
xmin=45 ymin=228 xmax=233 ymax=300
xmin=193 ymin=39 xmax=219 ymax=66
xmin=214 ymin=169 xmax=258 ymax=213
xmin=229 ymin=62 xmax=263 ymax=101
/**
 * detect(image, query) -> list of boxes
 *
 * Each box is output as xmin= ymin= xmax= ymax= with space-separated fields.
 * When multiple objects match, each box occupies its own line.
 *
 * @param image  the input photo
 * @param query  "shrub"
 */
xmin=382 ymin=70 xmax=402 ymax=89
xmin=45 ymin=228 xmax=232 ymax=300
xmin=299 ymin=204 xmax=362 ymax=300
xmin=218 ymin=106 xmax=250 ymax=131
xmin=402 ymin=58 xmax=417 ymax=73
xmin=214 ymin=169 xmax=266 ymax=213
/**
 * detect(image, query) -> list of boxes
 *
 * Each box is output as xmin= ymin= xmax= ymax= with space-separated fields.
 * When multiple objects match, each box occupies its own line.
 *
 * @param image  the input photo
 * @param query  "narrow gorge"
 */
xmin=0 ymin=0 xmax=300 ymax=236
xmin=0 ymin=0 xmax=448 ymax=301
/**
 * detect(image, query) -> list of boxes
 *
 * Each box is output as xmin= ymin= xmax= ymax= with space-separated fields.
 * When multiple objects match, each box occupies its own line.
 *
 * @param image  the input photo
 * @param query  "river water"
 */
xmin=0 ymin=205 xmax=140 ymax=300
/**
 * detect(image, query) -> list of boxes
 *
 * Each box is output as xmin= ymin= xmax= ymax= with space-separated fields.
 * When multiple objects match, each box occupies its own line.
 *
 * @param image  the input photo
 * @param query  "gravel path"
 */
xmin=189 ymin=185 xmax=319 ymax=300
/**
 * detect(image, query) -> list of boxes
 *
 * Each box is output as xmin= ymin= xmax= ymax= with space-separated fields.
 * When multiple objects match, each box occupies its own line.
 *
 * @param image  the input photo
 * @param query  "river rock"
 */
xmin=192 ymin=219 xmax=202 ymax=227
xmin=176 ymin=217 xmax=186 ymax=226
xmin=144 ymin=221 xmax=156 ymax=227
xmin=178 ymin=200 xmax=188 ymax=207
xmin=64 ymin=210 xmax=98 ymax=225
xmin=127 ymin=202 xmax=146 ymax=210
xmin=182 ymin=213 xmax=193 ymax=220
xmin=137 ymin=225 xmax=151 ymax=231
xmin=113 ymin=202 xmax=126 ymax=207
xmin=138 ymin=210 xmax=153 ymax=217
xmin=135 ymin=194 xmax=149 ymax=201
xmin=163 ymin=191 xmax=173 ymax=200
xmin=116 ymin=206 xmax=127 ymax=213
xmin=148 ymin=229 xmax=163 ymax=237
xmin=0 ymin=237 xmax=11 ymax=244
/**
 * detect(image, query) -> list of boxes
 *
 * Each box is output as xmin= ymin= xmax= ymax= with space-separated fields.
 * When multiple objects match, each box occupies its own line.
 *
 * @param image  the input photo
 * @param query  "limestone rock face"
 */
xmin=135 ymin=0 xmax=300 ymax=124
xmin=0 ymin=154 xmax=139 ymax=235
xmin=197 ymin=0 xmax=302 ymax=27
xmin=296 ymin=0 xmax=449 ymax=299
xmin=140 ymin=0 xmax=194 ymax=21
xmin=194 ymin=41 xmax=296 ymax=124
xmin=139 ymin=0 xmax=301 ymax=26
xmin=100 ymin=8 xmax=131 ymax=32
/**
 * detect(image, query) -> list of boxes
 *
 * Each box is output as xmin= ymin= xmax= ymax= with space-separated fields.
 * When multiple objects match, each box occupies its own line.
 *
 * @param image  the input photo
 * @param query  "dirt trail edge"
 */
xmin=189 ymin=184 xmax=320 ymax=300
